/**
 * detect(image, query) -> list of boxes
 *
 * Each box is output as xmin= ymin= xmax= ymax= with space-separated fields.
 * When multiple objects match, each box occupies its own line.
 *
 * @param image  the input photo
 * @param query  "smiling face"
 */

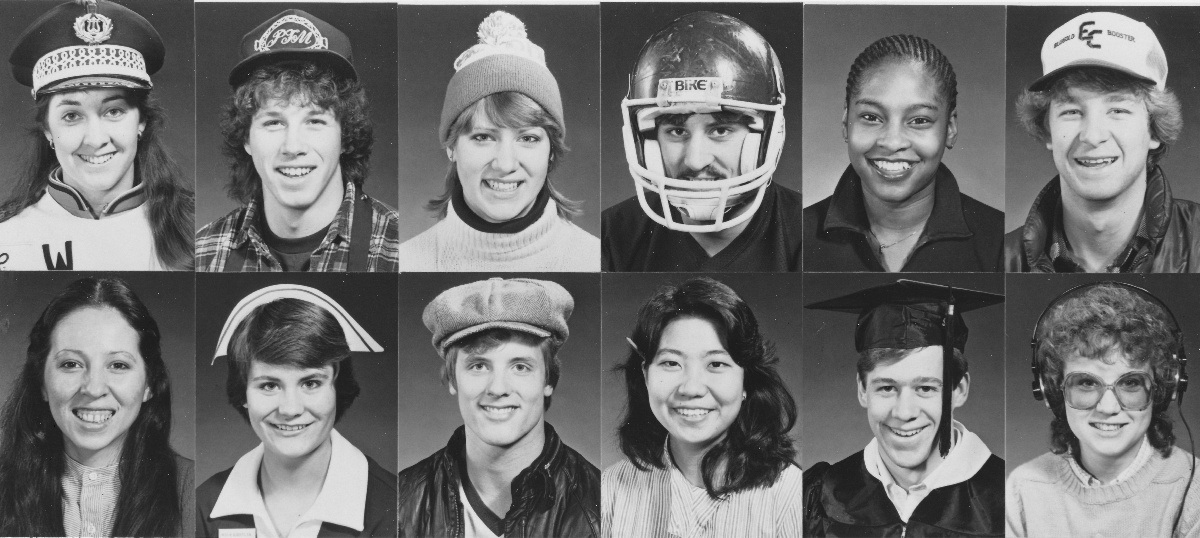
xmin=857 ymin=346 xmax=968 ymax=487
xmin=452 ymin=339 xmax=552 ymax=449
xmin=1047 ymin=87 xmax=1159 ymax=204
xmin=845 ymin=62 xmax=957 ymax=206
xmin=245 ymin=361 xmax=337 ymax=462
xmin=1062 ymin=350 xmax=1154 ymax=476
xmin=43 ymin=307 xmax=150 ymax=467
xmin=44 ymin=89 xmax=145 ymax=202
xmin=645 ymin=317 xmax=745 ymax=455
xmin=449 ymin=111 xmax=550 ymax=224
xmin=245 ymin=97 xmax=345 ymax=214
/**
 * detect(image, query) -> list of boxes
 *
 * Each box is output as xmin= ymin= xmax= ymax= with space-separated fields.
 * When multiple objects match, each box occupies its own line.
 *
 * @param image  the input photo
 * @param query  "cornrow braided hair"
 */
xmin=845 ymin=34 xmax=958 ymax=113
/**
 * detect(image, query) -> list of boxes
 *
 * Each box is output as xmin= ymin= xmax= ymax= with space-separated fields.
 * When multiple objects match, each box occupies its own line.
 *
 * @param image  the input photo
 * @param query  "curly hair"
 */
xmin=845 ymin=34 xmax=958 ymax=112
xmin=617 ymin=277 xmax=798 ymax=499
xmin=0 ymin=277 xmax=182 ymax=536
xmin=1016 ymin=67 xmax=1181 ymax=167
xmin=427 ymin=91 xmax=580 ymax=220
xmin=440 ymin=328 xmax=563 ymax=411
xmin=0 ymin=89 xmax=195 ymax=270
xmin=1035 ymin=283 xmax=1181 ymax=458
xmin=221 ymin=62 xmax=373 ymax=204
xmin=224 ymin=298 xmax=361 ymax=423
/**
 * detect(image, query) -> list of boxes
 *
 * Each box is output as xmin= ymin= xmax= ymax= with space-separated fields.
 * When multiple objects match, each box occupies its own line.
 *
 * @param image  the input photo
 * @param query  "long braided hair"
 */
xmin=845 ymin=35 xmax=958 ymax=111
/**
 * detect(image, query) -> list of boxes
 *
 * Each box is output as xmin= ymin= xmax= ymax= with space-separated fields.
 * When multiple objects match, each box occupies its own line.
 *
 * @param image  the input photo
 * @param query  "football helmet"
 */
xmin=621 ymin=11 xmax=786 ymax=233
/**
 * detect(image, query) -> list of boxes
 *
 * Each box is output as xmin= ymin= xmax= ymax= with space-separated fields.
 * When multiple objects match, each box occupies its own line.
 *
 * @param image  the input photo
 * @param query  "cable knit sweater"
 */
xmin=397 ymin=198 xmax=599 ymax=272
xmin=1006 ymin=448 xmax=1200 ymax=538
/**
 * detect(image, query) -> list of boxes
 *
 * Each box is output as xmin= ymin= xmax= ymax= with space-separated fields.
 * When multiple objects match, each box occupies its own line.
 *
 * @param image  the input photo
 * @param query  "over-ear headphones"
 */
xmin=1030 ymin=281 xmax=1188 ymax=409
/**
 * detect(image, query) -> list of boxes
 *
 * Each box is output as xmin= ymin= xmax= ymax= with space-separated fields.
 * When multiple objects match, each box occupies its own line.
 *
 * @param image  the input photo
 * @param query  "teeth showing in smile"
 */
xmin=675 ymin=408 xmax=712 ymax=418
xmin=75 ymin=409 xmax=114 ymax=424
xmin=873 ymin=160 xmax=912 ymax=173
xmin=273 ymin=423 xmax=309 ymax=432
xmin=1075 ymin=157 xmax=1117 ymax=167
xmin=1092 ymin=423 xmax=1123 ymax=432
xmin=277 ymin=167 xmax=314 ymax=178
xmin=79 ymin=153 xmax=115 ymax=165
xmin=482 ymin=405 xmax=517 ymax=417
xmin=889 ymin=426 xmax=923 ymax=438
xmin=485 ymin=180 xmax=520 ymax=192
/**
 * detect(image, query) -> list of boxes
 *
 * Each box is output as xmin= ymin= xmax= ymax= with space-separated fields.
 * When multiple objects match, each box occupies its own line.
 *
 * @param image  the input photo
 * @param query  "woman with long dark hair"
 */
xmin=602 ymin=277 xmax=802 ymax=537
xmin=0 ymin=0 xmax=194 ymax=271
xmin=0 ymin=277 xmax=192 ymax=536
xmin=397 ymin=10 xmax=599 ymax=272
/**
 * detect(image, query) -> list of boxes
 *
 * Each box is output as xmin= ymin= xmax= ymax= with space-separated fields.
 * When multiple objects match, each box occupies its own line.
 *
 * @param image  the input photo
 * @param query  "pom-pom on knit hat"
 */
xmin=438 ymin=11 xmax=564 ymax=143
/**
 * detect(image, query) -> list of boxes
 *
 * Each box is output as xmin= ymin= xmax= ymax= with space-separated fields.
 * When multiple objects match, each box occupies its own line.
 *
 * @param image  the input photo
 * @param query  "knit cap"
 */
xmin=438 ymin=11 xmax=564 ymax=142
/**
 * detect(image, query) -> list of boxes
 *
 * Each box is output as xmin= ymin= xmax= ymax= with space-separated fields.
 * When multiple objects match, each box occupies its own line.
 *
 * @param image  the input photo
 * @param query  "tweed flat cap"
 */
xmin=423 ymin=277 xmax=573 ymax=355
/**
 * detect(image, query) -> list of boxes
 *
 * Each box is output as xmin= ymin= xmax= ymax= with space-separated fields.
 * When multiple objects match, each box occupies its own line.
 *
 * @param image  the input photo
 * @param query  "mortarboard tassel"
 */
xmin=939 ymin=302 xmax=956 ymax=458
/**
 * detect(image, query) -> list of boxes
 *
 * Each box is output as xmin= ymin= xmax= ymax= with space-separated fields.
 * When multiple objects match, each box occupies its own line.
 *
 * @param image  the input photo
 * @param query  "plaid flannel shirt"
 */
xmin=195 ymin=182 xmax=399 ymax=272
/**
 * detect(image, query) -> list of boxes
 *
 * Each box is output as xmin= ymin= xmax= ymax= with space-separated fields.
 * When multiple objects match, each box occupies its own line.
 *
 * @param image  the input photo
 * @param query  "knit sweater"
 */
xmin=397 ymin=197 xmax=599 ymax=272
xmin=1006 ymin=448 xmax=1200 ymax=538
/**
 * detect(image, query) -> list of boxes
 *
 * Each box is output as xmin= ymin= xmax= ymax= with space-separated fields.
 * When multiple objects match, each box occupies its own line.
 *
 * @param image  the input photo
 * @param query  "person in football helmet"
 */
xmin=601 ymin=11 xmax=802 ymax=272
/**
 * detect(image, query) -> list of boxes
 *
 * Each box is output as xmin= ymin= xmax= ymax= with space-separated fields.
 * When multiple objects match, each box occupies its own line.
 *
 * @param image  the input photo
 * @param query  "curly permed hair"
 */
xmin=1035 ymin=283 xmax=1181 ymax=458
xmin=221 ymin=62 xmax=373 ymax=204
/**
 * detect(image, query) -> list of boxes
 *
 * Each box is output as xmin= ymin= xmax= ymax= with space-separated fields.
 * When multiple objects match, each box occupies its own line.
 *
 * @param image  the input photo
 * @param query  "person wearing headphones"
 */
xmin=1007 ymin=282 xmax=1200 ymax=536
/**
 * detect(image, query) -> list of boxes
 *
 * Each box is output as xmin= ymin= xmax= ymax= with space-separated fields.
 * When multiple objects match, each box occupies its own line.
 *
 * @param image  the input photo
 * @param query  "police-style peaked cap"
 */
xmin=10 ymin=0 xmax=165 ymax=97
xmin=806 ymin=279 xmax=1004 ymax=457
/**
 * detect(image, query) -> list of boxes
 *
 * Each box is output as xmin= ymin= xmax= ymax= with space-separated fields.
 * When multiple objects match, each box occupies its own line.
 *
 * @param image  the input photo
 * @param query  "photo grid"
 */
xmin=0 ymin=1 xmax=1199 ymax=537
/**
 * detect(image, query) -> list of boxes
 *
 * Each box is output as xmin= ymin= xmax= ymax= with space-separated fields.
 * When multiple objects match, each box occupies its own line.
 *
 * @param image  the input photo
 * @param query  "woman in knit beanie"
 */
xmin=397 ymin=11 xmax=600 ymax=272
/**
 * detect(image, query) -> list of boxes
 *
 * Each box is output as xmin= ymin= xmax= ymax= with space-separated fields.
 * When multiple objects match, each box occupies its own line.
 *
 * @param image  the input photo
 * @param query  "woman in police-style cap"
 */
xmin=0 ymin=0 xmax=194 ymax=271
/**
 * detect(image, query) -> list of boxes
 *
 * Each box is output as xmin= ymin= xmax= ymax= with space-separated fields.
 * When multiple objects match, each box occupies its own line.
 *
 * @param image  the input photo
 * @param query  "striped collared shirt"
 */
xmin=602 ymin=444 xmax=804 ymax=538
xmin=61 ymin=455 xmax=120 ymax=538
xmin=195 ymin=182 xmax=400 ymax=272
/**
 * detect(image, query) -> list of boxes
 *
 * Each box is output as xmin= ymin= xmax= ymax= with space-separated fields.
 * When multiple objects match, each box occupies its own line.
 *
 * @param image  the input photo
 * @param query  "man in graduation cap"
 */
xmin=803 ymin=279 xmax=1005 ymax=537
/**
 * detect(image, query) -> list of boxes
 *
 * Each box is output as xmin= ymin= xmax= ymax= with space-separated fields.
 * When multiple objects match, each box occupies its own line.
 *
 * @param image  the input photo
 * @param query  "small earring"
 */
xmin=48 ymin=140 xmax=54 ymax=149
xmin=138 ymin=131 xmax=143 ymax=140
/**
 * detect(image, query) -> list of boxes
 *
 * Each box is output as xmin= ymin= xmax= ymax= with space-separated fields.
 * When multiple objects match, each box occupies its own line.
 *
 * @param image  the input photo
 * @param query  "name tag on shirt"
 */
xmin=220 ymin=529 xmax=256 ymax=538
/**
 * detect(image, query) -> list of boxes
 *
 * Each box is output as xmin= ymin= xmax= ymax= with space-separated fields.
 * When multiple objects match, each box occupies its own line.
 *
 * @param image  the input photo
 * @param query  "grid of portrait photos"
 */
xmin=2 ymin=1 xmax=1200 ymax=537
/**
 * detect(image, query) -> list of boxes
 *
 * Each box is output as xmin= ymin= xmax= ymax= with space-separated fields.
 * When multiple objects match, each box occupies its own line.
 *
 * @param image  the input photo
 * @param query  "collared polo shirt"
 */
xmin=863 ymin=421 xmax=994 ymax=523
xmin=208 ymin=429 xmax=369 ymax=538
xmin=61 ymin=455 xmax=120 ymax=538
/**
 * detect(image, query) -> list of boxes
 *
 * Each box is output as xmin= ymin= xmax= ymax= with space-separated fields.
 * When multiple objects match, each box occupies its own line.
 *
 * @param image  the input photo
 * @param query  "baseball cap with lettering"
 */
xmin=228 ymin=9 xmax=356 ymax=87
xmin=1030 ymin=12 xmax=1167 ymax=91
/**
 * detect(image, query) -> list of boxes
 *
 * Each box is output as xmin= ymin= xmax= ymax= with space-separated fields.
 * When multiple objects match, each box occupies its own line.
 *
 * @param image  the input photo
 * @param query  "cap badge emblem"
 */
xmin=254 ymin=15 xmax=329 ymax=53
xmin=73 ymin=12 xmax=113 ymax=45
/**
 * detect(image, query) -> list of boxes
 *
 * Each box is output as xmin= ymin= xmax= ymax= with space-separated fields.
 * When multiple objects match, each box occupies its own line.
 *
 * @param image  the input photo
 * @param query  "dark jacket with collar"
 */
xmin=804 ymin=164 xmax=1004 ymax=272
xmin=1004 ymin=166 xmax=1200 ymax=273
xmin=803 ymin=451 xmax=1005 ymax=538
xmin=397 ymin=423 xmax=600 ymax=538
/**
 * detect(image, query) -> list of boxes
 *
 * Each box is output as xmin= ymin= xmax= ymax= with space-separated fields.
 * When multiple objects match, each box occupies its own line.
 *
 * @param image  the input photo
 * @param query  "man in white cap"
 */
xmin=397 ymin=278 xmax=600 ymax=538
xmin=1006 ymin=11 xmax=1200 ymax=273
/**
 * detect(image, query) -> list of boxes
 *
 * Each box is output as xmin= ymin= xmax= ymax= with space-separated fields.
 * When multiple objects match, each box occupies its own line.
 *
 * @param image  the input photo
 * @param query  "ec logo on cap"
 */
xmin=253 ymin=15 xmax=329 ymax=53
xmin=1079 ymin=21 xmax=1101 ymax=49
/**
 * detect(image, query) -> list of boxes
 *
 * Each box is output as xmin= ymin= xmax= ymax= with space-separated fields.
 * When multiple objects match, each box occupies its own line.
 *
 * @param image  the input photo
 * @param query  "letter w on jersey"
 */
xmin=42 ymin=241 xmax=74 ymax=270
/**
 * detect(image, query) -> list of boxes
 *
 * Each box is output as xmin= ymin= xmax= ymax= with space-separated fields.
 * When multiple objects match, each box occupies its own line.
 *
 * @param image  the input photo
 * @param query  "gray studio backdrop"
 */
xmin=194 ymin=2 xmax=399 ymax=230
xmin=397 ymin=273 xmax=602 ymax=471
xmin=802 ymin=4 xmax=1006 ymax=212
xmin=0 ymin=0 xmax=196 ymax=228
xmin=801 ymin=273 xmax=1005 ymax=468
xmin=599 ymin=273 xmax=804 ymax=470
xmin=1005 ymin=6 xmax=1200 ymax=232
xmin=0 ymin=272 xmax=197 ymax=460
xmin=599 ymin=3 xmax=803 ymax=212
xmin=195 ymin=272 xmax=398 ymax=484
xmin=396 ymin=5 xmax=600 ymax=242
xmin=1004 ymin=274 xmax=1200 ymax=477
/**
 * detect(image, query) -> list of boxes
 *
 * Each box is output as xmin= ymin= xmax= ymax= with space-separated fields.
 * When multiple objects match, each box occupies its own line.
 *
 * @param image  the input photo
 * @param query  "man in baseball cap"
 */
xmin=1006 ymin=11 xmax=1200 ymax=273
xmin=398 ymin=278 xmax=600 ymax=538
xmin=195 ymin=9 xmax=400 ymax=272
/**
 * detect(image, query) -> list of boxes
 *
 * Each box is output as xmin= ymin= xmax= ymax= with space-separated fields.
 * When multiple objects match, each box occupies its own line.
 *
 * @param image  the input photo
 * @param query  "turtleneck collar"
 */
xmin=46 ymin=167 xmax=146 ymax=220
xmin=452 ymin=180 xmax=551 ymax=234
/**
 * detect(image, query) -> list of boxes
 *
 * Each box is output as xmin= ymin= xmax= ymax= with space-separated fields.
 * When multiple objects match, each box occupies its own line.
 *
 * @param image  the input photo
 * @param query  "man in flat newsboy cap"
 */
xmin=397 ymin=278 xmax=600 ymax=538
xmin=195 ymin=9 xmax=399 ymax=272
xmin=803 ymin=280 xmax=1005 ymax=537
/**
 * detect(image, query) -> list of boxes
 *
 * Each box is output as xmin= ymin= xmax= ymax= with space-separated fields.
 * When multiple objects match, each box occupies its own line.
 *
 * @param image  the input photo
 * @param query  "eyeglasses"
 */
xmin=1061 ymin=372 xmax=1154 ymax=411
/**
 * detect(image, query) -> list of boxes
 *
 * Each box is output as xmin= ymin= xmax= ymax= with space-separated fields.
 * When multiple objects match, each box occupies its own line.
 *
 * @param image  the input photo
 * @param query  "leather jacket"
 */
xmin=397 ymin=423 xmax=600 ymax=538
xmin=1005 ymin=166 xmax=1200 ymax=272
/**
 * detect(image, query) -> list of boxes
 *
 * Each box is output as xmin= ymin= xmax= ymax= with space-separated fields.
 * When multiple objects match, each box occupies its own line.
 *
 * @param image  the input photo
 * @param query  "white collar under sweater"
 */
xmin=397 ymin=197 xmax=598 ymax=271
xmin=864 ymin=421 xmax=994 ymax=522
